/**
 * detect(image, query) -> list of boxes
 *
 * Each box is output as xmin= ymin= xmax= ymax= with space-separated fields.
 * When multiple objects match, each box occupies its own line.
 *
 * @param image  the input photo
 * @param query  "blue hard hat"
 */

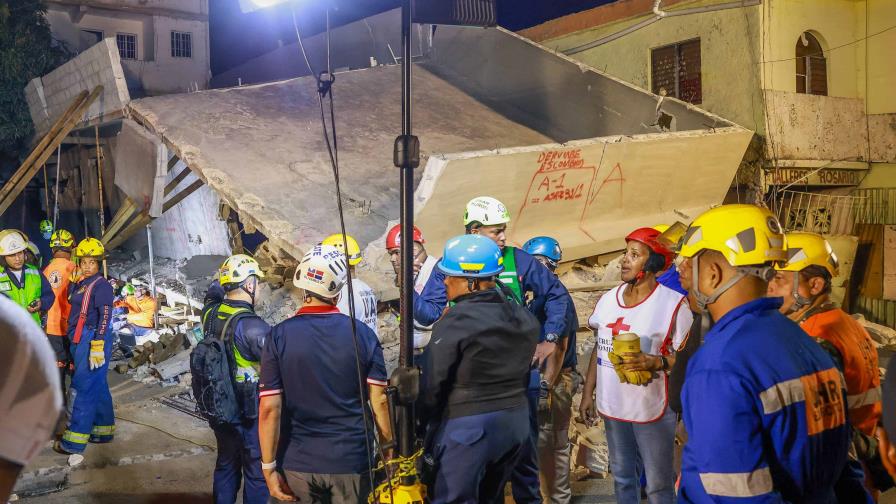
xmin=522 ymin=236 xmax=562 ymax=263
xmin=438 ymin=234 xmax=504 ymax=278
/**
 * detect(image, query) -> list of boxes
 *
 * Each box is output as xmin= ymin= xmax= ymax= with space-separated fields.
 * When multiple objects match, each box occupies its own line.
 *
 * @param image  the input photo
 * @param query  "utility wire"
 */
xmin=292 ymin=4 xmax=384 ymax=491
xmin=757 ymin=25 xmax=896 ymax=64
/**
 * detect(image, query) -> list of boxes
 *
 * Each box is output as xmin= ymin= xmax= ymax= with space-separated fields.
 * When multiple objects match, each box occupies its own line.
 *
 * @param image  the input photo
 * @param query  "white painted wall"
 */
xmin=45 ymin=2 xmax=209 ymax=95
xmin=148 ymin=170 xmax=231 ymax=260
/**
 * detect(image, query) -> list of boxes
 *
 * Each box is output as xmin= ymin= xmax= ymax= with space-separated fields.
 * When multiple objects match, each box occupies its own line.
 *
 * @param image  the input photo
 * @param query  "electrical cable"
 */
xmin=114 ymin=414 xmax=216 ymax=451
xmin=291 ymin=4 xmax=386 ymax=492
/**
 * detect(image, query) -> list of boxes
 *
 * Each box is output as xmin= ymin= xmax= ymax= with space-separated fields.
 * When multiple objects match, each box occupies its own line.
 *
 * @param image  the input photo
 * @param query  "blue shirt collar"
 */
xmin=709 ymin=297 xmax=783 ymax=335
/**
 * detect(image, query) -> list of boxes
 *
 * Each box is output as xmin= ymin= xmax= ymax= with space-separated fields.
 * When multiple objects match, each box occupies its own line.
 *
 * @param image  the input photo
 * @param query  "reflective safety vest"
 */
xmin=44 ymin=258 xmax=76 ymax=336
xmin=801 ymin=307 xmax=882 ymax=437
xmin=0 ymin=264 xmax=42 ymax=325
xmin=202 ymin=303 xmax=258 ymax=383
xmin=497 ymin=246 xmax=523 ymax=304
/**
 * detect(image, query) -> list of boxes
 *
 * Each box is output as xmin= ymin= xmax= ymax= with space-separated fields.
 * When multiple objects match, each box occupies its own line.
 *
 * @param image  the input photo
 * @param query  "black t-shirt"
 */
xmin=423 ymin=289 xmax=539 ymax=421
xmin=669 ymin=311 xmax=704 ymax=415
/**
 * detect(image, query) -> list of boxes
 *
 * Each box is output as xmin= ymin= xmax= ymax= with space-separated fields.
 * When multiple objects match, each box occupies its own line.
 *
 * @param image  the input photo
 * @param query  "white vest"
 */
xmin=337 ymin=278 xmax=379 ymax=338
xmin=588 ymin=283 xmax=691 ymax=423
xmin=412 ymin=256 xmax=438 ymax=349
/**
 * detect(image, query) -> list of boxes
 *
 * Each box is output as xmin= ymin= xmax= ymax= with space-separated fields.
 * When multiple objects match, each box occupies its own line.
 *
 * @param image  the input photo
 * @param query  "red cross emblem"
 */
xmin=607 ymin=317 xmax=631 ymax=336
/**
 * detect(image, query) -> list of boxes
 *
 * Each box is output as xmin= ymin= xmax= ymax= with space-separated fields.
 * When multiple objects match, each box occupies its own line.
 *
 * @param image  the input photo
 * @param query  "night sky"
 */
xmin=209 ymin=0 xmax=614 ymax=75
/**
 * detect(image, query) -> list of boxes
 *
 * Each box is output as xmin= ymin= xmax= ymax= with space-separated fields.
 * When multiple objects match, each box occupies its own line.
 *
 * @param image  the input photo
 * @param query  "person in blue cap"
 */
xmin=423 ymin=234 xmax=540 ymax=504
xmin=415 ymin=196 xmax=570 ymax=503
xmin=522 ymin=236 xmax=579 ymax=504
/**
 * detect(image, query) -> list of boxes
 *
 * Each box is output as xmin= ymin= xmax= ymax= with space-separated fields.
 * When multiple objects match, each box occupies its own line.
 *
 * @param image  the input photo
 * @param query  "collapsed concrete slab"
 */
xmin=125 ymin=21 xmax=751 ymax=298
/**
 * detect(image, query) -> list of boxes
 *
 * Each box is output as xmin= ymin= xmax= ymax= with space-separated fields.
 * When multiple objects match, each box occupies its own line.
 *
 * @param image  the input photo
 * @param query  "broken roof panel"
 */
xmin=127 ymin=22 xmax=753 ymax=296
xmin=128 ymin=63 xmax=554 ymax=262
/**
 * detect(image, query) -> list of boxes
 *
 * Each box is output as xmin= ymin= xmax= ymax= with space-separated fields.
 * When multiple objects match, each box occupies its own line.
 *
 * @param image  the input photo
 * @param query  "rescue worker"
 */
xmin=523 ymin=236 xmax=579 ymax=504
xmin=880 ymin=358 xmax=896 ymax=480
xmin=422 ymin=234 xmax=539 ymax=503
xmin=114 ymin=283 xmax=157 ymax=337
xmin=0 ymin=229 xmax=54 ymax=326
xmin=767 ymin=231 xmax=889 ymax=497
xmin=323 ymin=233 xmax=379 ymax=338
xmin=259 ymin=244 xmax=391 ymax=503
xmin=677 ymin=204 xmax=868 ymax=502
xmin=201 ymin=254 xmax=271 ymax=504
xmin=39 ymin=219 xmax=54 ymax=240
xmin=44 ymin=229 xmax=77 ymax=401
xmin=652 ymin=224 xmax=686 ymax=295
xmin=0 ymin=295 xmax=63 ymax=502
xmin=386 ymin=223 xmax=438 ymax=353
xmin=415 ymin=196 xmax=570 ymax=503
xmin=55 ymin=238 xmax=114 ymax=455
xmin=580 ymin=227 xmax=691 ymax=504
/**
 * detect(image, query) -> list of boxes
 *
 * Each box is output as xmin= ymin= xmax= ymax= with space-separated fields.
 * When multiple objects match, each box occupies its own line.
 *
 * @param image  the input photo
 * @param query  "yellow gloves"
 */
xmin=89 ymin=339 xmax=106 ymax=370
xmin=609 ymin=333 xmax=653 ymax=386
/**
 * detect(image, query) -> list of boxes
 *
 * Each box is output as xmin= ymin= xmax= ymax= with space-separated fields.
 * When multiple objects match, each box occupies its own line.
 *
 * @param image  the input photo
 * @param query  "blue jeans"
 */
xmin=212 ymin=420 xmax=269 ymax=504
xmin=603 ymin=408 xmax=676 ymax=504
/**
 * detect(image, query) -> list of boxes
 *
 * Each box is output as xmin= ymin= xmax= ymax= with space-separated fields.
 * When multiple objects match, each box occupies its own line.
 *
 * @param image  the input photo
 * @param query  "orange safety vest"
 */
xmin=43 ymin=257 xmax=76 ymax=337
xmin=801 ymin=307 xmax=881 ymax=437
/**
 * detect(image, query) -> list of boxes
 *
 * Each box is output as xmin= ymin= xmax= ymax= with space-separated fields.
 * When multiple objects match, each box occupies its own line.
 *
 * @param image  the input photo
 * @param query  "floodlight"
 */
xmin=238 ymin=0 xmax=291 ymax=13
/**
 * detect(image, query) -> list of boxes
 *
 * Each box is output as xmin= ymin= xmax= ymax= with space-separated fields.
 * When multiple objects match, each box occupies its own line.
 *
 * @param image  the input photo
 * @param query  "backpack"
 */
xmin=190 ymin=304 xmax=251 ymax=425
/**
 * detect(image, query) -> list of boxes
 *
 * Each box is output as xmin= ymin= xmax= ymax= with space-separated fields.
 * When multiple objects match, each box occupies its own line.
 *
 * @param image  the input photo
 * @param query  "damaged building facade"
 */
xmin=523 ymin=0 xmax=896 ymax=326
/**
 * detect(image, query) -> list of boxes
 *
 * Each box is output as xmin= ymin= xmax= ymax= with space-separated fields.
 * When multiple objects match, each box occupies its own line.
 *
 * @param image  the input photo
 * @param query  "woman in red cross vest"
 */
xmin=54 ymin=238 xmax=115 ymax=455
xmin=580 ymin=228 xmax=692 ymax=504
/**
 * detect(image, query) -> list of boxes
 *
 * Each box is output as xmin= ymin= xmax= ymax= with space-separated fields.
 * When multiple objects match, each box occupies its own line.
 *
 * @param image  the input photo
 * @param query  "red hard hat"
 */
xmin=625 ymin=227 xmax=674 ymax=270
xmin=386 ymin=224 xmax=424 ymax=250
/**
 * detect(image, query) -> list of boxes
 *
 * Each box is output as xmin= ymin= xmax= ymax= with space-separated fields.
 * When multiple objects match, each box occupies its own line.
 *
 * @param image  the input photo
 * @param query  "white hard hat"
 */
xmin=293 ymin=244 xmax=347 ymax=298
xmin=0 ymin=229 xmax=28 ymax=256
xmin=0 ymin=296 xmax=63 ymax=465
xmin=463 ymin=196 xmax=510 ymax=226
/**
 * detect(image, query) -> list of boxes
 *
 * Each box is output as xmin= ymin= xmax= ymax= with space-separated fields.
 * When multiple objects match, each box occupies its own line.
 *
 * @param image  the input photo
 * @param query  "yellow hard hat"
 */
xmin=778 ymin=232 xmax=839 ymax=277
xmin=219 ymin=254 xmax=265 ymax=287
xmin=50 ymin=229 xmax=75 ymax=249
xmin=678 ymin=204 xmax=786 ymax=267
xmin=322 ymin=233 xmax=362 ymax=266
xmin=74 ymin=238 xmax=106 ymax=258
xmin=652 ymin=224 xmax=670 ymax=233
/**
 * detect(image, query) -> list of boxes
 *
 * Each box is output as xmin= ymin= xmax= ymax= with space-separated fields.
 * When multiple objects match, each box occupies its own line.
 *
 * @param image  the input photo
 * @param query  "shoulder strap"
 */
xmin=72 ymin=278 xmax=102 ymax=344
xmin=221 ymin=309 xmax=252 ymax=345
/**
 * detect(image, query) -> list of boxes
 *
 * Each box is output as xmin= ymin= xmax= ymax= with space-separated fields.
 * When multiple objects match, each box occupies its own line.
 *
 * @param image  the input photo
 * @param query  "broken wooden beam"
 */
xmin=0 ymin=86 xmax=103 ymax=215
xmin=105 ymin=212 xmax=150 ymax=251
xmin=162 ymin=178 xmax=203 ymax=213
xmin=102 ymin=197 xmax=138 ymax=243
xmin=163 ymin=164 xmax=191 ymax=196
xmin=12 ymin=90 xmax=89 ymax=186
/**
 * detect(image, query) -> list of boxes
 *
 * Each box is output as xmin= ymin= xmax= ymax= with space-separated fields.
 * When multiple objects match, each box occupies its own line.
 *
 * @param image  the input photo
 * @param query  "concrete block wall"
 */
xmin=26 ymin=38 xmax=130 ymax=137
xmin=24 ymin=79 xmax=49 ymax=134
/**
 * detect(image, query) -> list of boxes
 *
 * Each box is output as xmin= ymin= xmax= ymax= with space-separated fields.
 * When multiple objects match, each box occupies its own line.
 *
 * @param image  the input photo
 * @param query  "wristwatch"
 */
xmin=544 ymin=332 xmax=559 ymax=344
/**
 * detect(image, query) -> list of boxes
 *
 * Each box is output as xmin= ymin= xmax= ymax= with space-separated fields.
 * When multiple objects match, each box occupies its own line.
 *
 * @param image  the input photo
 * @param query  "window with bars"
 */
xmin=651 ymin=38 xmax=702 ymax=104
xmin=116 ymin=33 xmax=137 ymax=60
xmin=796 ymin=32 xmax=827 ymax=96
xmin=171 ymin=31 xmax=192 ymax=58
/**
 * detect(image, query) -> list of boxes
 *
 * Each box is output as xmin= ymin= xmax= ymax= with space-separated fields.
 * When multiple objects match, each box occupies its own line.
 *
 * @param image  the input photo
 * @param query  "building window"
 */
xmin=796 ymin=32 xmax=827 ymax=96
xmin=116 ymin=33 xmax=137 ymax=60
xmin=79 ymin=29 xmax=103 ymax=52
xmin=171 ymin=31 xmax=192 ymax=58
xmin=651 ymin=38 xmax=702 ymax=104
